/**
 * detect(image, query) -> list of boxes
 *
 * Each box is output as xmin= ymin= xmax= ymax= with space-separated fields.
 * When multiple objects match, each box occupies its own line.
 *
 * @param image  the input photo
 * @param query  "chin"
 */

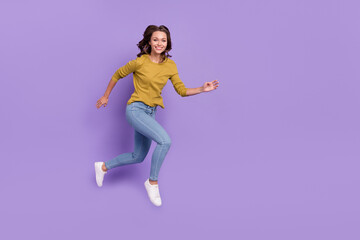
xmin=153 ymin=49 xmax=164 ymax=54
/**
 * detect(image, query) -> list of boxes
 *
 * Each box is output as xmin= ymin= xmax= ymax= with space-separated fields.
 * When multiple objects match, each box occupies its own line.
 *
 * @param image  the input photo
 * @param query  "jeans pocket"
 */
xmin=132 ymin=102 xmax=147 ymax=111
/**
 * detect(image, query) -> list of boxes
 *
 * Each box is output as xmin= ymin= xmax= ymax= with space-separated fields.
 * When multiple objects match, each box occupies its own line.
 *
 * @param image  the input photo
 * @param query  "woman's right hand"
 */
xmin=96 ymin=96 xmax=109 ymax=109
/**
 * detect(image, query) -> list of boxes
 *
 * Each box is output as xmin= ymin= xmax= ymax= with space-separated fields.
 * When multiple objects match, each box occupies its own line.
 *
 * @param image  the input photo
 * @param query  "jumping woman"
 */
xmin=95 ymin=25 xmax=219 ymax=206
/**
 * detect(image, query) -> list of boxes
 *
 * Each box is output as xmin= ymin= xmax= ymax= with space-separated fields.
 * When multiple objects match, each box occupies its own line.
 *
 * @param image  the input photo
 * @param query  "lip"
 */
xmin=155 ymin=47 xmax=163 ymax=50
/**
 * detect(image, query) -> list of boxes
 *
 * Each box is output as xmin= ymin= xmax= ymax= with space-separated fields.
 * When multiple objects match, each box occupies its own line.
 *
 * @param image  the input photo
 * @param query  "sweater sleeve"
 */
xmin=111 ymin=58 xmax=138 ymax=83
xmin=169 ymin=63 xmax=187 ymax=97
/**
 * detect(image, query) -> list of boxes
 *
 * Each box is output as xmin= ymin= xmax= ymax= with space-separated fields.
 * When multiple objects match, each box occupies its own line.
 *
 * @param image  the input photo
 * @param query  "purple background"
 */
xmin=1 ymin=0 xmax=359 ymax=239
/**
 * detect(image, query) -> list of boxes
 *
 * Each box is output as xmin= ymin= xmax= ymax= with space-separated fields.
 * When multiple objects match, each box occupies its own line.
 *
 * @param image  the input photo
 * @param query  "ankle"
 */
xmin=149 ymin=179 xmax=158 ymax=185
xmin=102 ymin=163 xmax=107 ymax=172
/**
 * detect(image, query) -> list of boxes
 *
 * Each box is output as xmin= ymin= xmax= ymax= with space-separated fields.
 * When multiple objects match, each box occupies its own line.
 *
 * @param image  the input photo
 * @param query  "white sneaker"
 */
xmin=94 ymin=162 xmax=107 ymax=187
xmin=144 ymin=179 xmax=162 ymax=207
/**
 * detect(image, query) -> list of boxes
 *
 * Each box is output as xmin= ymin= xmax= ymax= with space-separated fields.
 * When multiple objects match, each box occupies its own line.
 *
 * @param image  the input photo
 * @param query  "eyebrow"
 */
xmin=153 ymin=37 xmax=167 ymax=40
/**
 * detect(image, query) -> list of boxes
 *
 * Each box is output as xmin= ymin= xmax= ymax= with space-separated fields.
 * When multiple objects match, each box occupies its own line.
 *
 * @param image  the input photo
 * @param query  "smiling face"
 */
xmin=148 ymin=31 xmax=168 ymax=54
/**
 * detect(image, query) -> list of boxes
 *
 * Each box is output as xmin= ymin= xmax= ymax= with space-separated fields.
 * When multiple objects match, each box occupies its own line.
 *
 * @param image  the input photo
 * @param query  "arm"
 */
xmin=186 ymin=87 xmax=204 ymax=96
xmin=104 ymin=78 xmax=117 ymax=98
xmin=96 ymin=79 xmax=116 ymax=109
xmin=170 ymin=62 xmax=219 ymax=97
xmin=96 ymin=58 xmax=138 ymax=109
xmin=185 ymin=80 xmax=220 ymax=96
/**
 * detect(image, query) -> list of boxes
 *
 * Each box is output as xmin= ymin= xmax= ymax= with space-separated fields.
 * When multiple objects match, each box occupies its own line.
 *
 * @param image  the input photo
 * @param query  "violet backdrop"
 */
xmin=1 ymin=0 xmax=359 ymax=239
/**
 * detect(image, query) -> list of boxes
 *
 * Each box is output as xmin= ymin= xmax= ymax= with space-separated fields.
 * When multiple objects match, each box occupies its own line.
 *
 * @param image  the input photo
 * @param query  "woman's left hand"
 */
xmin=202 ymin=80 xmax=219 ymax=92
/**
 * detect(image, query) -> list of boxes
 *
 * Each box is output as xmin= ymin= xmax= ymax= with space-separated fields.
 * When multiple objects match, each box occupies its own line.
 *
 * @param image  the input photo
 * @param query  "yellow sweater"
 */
xmin=111 ymin=53 xmax=188 ymax=109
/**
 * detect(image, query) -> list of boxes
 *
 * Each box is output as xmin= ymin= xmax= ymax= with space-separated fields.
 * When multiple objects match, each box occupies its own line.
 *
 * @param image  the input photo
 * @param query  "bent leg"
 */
xmin=104 ymin=130 xmax=152 ymax=170
xmin=127 ymin=109 xmax=171 ymax=181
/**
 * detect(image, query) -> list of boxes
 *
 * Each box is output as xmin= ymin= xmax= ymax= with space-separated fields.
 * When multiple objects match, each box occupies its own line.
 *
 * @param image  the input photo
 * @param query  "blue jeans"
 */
xmin=104 ymin=101 xmax=172 ymax=181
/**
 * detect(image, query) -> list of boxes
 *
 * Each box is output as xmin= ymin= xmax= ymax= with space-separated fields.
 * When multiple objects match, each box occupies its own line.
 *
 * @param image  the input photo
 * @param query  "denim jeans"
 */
xmin=104 ymin=101 xmax=171 ymax=181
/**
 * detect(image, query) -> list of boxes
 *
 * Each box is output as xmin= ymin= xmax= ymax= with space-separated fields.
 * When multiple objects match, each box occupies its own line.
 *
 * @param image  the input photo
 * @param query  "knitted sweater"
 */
xmin=111 ymin=53 xmax=187 ymax=109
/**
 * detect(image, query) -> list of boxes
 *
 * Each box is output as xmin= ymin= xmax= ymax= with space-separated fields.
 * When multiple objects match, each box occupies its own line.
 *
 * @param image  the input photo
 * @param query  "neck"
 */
xmin=149 ymin=52 xmax=163 ymax=63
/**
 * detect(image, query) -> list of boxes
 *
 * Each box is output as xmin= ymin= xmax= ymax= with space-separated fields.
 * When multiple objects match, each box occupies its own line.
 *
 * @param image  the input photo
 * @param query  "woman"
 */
xmin=95 ymin=25 xmax=219 ymax=206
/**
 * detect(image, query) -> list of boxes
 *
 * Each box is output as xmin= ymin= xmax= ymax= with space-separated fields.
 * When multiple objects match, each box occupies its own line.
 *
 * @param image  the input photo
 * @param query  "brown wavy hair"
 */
xmin=137 ymin=25 xmax=172 ymax=63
